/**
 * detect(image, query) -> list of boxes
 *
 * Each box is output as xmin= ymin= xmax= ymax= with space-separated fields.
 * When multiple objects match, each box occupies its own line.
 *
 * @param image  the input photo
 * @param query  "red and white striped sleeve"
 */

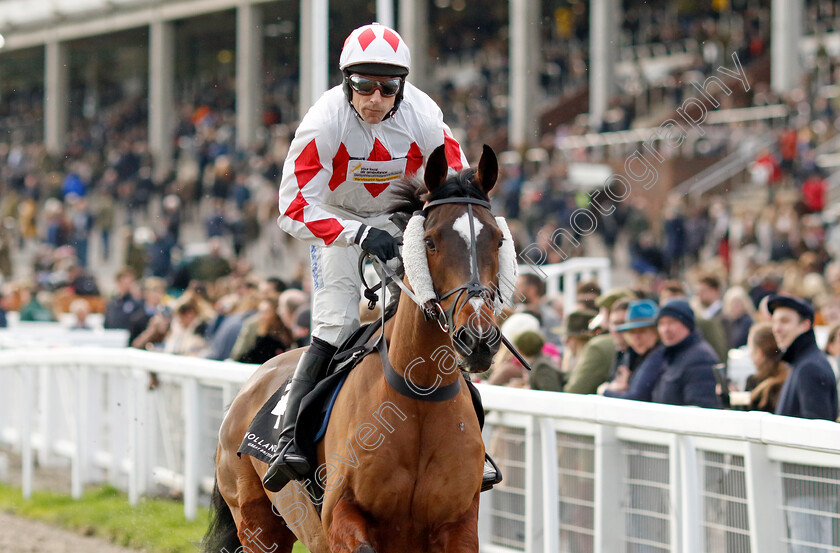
xmin=276 ymin=107 xmax=362 ymax=247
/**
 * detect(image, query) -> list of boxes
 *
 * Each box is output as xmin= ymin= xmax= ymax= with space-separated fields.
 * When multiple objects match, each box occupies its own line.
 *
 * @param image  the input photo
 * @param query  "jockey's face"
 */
xmin=351 ymin=74 xmax=398 ymax=124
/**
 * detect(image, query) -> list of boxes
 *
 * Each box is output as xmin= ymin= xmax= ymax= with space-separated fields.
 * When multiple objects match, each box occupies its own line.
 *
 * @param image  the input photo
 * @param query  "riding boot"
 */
xmin=262 ymin=345 xmax=333 ymax=492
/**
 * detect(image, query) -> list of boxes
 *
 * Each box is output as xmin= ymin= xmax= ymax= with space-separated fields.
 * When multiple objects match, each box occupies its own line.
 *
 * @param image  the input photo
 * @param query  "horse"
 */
xmin=204 ymin=143 xmax=515 ymax=553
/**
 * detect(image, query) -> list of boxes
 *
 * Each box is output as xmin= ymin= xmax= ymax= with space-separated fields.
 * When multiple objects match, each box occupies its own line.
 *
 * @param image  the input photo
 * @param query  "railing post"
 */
xmin=72 ymin=365 xmax=89 ymax=499
xmin=745 ymin=441 xmax=785 ymax=553
xmin=678 ymin=435 xmax=700 ymax=553
xmin=668 ymin=435 xmax=682 ymax=553
xmin=20 ymin=366 xmax=35 ymax=499
xmin=538 ymin=418 xmax=559 ymax=553
xmin=525 ymin=416 xmax=544 ymax=553
xmin=37 ymin=365 xmax=55 ymax=466
xmin=594 ymin=425 xmax=622 ymax=553
xmin=183 ymin=378 xmax=200 ymax=520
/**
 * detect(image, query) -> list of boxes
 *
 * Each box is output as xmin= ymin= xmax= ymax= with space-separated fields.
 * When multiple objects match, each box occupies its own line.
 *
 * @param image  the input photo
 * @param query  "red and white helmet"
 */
xmin=340 ymin=23 xmax=411 ymax=77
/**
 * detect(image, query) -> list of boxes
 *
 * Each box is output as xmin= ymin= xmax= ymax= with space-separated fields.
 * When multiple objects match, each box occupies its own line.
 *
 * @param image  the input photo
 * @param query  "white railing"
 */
xmin=518 ymin=257 xmax=611 ymax=315
xmin=2 ymin=347 xmax=839 ymax=552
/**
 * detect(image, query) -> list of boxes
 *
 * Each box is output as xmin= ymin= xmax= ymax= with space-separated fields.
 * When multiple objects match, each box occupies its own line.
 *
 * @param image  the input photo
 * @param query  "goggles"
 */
xmin=346 ymin=74 xmax=402 ymax=97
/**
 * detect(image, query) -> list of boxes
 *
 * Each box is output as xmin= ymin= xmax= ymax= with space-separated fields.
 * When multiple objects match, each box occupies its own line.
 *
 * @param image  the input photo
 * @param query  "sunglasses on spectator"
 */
xmin=346 ymin=74 xmax=402 ymax=97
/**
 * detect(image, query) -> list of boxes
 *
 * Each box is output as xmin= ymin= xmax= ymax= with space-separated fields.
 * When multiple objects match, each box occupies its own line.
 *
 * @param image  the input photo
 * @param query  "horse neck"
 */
xmin=385 ymin=291 xmax=461 ymax=390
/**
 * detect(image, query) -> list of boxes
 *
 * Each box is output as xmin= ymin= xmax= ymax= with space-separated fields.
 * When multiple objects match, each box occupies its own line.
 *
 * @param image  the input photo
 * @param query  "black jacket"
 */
xmin=775 ymin=330 xmax=838 ymax=421
xmin=651 ymin=332 xmax=720 ymax=408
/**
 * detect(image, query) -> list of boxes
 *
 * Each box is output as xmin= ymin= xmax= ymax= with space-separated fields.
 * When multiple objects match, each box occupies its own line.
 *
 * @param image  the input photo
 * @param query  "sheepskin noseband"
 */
xmin=400 ymin=213 xmax=518 ymax=312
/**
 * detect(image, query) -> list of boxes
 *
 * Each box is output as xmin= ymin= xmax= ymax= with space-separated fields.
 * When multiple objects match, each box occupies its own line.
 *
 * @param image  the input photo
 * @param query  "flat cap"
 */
xmin=767 ymin=295 xmax=815 ymax=323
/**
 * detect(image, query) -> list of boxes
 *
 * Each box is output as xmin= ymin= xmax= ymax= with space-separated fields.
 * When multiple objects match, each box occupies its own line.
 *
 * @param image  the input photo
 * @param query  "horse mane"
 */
xmin=388 ymin=168 xmax=489 ymax=217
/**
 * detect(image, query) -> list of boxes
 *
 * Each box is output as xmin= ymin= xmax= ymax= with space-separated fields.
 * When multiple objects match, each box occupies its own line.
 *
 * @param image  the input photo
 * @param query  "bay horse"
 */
xmin=204 ymin=144 xmax=516 ymax=553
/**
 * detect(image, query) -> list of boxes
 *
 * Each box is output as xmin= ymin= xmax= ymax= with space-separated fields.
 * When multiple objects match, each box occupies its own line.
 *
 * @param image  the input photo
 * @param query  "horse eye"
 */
xmin=425 ymin=238 xmax=437 ymax=252
xmin=498 ymin=238 xmax=504 ymax=249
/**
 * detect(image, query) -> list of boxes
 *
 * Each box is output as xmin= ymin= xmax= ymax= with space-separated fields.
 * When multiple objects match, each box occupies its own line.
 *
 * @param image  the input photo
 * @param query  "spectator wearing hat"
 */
xmin=488 ymin=330 xmax=564 ymax=391
xmin=659 ymin=280 xmax=729 ymax=363
xmin=769 ymin=295 xmax=838 ymax=420
xmin=603 ymin=300 xmax=666 ymax=401
xmin=651 ymin=299 xmax=720 ymax=408
xmin=565 ymin=290 xmax=635 ymax=394
xmin=559 ymin=310 xmax=597 ymax=376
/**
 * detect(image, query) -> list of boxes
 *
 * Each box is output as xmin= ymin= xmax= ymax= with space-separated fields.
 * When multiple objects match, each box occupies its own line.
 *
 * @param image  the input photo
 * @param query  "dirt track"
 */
xmin=0 ymin=511 xmax=143 ymax=553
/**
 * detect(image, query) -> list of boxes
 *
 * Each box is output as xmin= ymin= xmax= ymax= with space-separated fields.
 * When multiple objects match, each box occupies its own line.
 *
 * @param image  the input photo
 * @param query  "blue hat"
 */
xmin=657 ymin=299 xmax=696 ymax=333
xmin=767 ymin=295 xmax=815 ymax=323
xmin=617 ymin=300 xmax=659 ymax=331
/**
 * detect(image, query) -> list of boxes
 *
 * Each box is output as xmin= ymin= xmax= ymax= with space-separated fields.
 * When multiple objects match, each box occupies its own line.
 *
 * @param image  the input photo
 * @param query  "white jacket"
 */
xmin=277 ymin=82 xmax=468 ymax=247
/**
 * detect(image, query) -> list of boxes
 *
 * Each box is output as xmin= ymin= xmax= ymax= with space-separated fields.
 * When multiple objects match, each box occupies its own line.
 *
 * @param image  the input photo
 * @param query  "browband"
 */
xmin=422 ymin=197 xmax=491 ymax=215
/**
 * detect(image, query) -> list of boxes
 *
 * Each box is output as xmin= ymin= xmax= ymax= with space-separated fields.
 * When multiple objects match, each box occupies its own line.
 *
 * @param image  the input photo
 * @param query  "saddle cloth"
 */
xmin=237 ymin=320 xmax=383 ymax=464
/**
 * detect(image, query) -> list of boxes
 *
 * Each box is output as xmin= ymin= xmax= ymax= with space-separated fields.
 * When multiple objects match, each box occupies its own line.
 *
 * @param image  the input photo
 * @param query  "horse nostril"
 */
xmin=453 ymin=327 xmax=477 ymax=356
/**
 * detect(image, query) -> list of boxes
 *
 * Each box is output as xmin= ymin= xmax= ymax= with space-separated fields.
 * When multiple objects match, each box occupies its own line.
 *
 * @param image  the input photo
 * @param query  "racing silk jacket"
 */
xmin=277 ymin=82 xmax=469 ymax=247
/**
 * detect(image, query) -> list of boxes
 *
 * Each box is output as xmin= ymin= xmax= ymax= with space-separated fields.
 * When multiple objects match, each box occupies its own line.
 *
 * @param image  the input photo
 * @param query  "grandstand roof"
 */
xmin=0 ymin=0 xmax=268 ymax=52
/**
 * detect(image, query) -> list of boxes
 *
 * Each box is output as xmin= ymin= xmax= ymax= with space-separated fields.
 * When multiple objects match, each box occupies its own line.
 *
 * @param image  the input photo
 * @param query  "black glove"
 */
xmin=357 ymin=226 xmax=400 ymax=261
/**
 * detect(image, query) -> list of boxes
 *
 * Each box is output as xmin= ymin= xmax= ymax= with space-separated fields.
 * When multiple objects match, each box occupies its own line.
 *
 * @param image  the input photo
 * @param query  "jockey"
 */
xmin=263 ymin=23 xmax=500 ymax=493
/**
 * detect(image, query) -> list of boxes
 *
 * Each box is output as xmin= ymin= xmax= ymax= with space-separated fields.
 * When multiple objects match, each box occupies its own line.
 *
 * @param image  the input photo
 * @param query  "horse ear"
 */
xmin=475 ymin=144 xmax=498 ymax=194
xmin=424 ymin=144 xmax=449 ymax=192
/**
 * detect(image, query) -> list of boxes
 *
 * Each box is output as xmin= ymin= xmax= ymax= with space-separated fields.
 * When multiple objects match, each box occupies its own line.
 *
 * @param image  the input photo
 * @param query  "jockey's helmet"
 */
xmin=340 ymin=23 xmax=411 ymax=120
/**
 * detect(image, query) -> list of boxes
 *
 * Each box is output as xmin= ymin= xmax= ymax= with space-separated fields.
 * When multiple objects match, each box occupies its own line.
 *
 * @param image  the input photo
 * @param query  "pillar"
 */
xmin=771 ymin=0 xmax=803 ymax=94
xmin=45 ymin=40 xmax=69 ymax=156
xmin=509 ymin=0 xmax=540 ymax=150
xmin=299 ymin=0 xmax=328 ymax=118
xmin=149 ymin=20 xmax=175 ymax=180
xmin=399 ymin=0 xmax=429 ymax=89
xmin=237 ymin=3 xmax=263 ymax=151
xmin=589 ymin=0 xmax=620 ymax=131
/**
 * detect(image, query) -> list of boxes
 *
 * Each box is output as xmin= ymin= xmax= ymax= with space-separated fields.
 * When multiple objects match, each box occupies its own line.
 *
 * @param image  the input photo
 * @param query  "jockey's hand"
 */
xmin=357 ymin=226 xmax=400 ymax=261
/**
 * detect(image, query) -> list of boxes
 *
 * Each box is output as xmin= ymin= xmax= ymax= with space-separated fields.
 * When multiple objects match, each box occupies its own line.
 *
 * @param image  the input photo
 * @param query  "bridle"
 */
xmin=418 ymin=197 xmax=493 ymax=334
xmin=365 ymin=195 xmax=494 ymax=337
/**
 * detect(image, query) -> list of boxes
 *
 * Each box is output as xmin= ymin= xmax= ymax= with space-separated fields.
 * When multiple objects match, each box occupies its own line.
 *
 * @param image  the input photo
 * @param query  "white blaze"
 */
xmin=452 ymin=212 xmax=483 ymax=248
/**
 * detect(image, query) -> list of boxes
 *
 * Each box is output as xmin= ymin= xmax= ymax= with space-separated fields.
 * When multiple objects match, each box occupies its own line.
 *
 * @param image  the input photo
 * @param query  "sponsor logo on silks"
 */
xmin=310 ymin=245 xmax=324 ymax=291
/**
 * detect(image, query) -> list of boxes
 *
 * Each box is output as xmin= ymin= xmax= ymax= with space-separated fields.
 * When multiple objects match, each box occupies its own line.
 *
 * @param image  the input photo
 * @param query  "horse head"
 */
xmin=399 ymin=144 xmax=517 ymax=373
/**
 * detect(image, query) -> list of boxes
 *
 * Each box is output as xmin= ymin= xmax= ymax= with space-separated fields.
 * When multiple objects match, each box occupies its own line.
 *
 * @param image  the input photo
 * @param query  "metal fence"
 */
xmin=1 ymin=348 xmax=840 ymax=553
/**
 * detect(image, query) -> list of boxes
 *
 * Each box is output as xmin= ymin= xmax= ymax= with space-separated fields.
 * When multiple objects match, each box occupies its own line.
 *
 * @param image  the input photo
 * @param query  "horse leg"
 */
xmin=237 ymin=493 xmax=298 ymax=553
xmin=327 ymin=497 xmax=377 ymax=553
xmin=430 ymin=494 xmax=480 ymax=553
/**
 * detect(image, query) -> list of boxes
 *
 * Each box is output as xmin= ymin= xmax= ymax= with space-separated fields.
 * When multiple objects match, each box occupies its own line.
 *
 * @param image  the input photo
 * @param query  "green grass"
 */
xmin=0 ymin=483 xmax=208 ymax=552
xmin=0 ymin=483 xmax=311 ymax=553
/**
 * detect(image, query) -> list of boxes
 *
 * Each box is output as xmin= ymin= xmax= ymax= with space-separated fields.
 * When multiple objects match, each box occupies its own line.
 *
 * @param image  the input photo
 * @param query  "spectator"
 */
xmin=239 ymin=297 xmax=294 ymax=365
xmin=0 ymin=289 xmax=8 ymax=327
xmin=659 ymin=280 xmax=729 ymax=363
xmin=603 ymin=299 xmax=665 ymax=402
xmin=652 ymin=299 xmax=720 ymax=408
xmin=769 ymin=295 xmax=838 ymax=420
xmin=19 ymin=287 xmax=57 ymax=322
xmin=65 ymin=262 xmax=101 ymax=296
xmin=514 ymin=273 xmax=554 ymax=324
xmin=68 ymin=298 xmax=92 ymax=330
xmin=163 ymin=295 xmax=209 ymax=356
xmin=745 ymin=323 xmax=789 ymax=413
xmin=565 ymin=290 xmax=635 ymax=394
xmin=188 ymin=237 xmax=232 ymax=284
xmin=208 ymin=288 xmax=260 ymax=361
xmin=104 ymin=267 xmax=144 ymax=330
xmin=721 ymin=286 xmax=756 ymax=349
xmin=825 ymin=324 xmax=840 ymax=381
xmin=559 ymin=310 xmax=597 ymax=376
xmin=695 ymin=274 xmax=724 ymax=321
xmin=575 ymin=280 xmax=602 ymax=311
